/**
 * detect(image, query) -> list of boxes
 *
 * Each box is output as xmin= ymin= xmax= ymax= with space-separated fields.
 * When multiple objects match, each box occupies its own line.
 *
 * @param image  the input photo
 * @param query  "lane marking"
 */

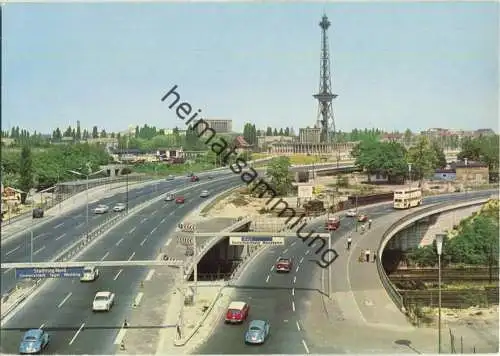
xmin=291 ymin=241 xmax=296 ymax=247
xmin=39 ymin=323 xmax=45 ymax=329
xmin=140 ymin=238 xmax=147 ymax=246
xmin=5 ymin=246 xmax=20 ymax=256
xmin=54 ymin=222 xmax=64 ymax=229
xmin=128 ymin=227 xmax=136 ymax=234
xmin=128 ymin=252 xmax=135 ymax=261
xmin=113 ymin=327 xmax=127 ymax=345
xmin=165 ymin=239 xmax=172 ymax=247
xmin=76 ymin=223 xmax=84 ymax=229
xmin=292 ymin=301 xmax=296 ymax=312
xmin=299 ymin=257 xmax=304 ymax=264
xmin=113 ymin=269 xmax=123 ymax=281
xmin=293 ymin=276 xmax=297 ymax=284
xmin=57 ymin=292 xmax=72 ymax=308
xmin=283 ymin=248 xmax=289 ymax=254
xmin=145 ymin=269 xmax=155 ymax=281
xmin=305 ymin=250 xmax=310 ymax=255
xmin=296 ymin=266 xmax=300 ymax=272
xmin=3 ymin=268 xmax=13 ymax=274
xmin=133 ymin=292 xmax=144 ymax=307
xmin=276 ymin=257 xmax=281 ymax=262
xmin=100 ymin=252 xmax=109 ymax=261
xmin=150 ymin=227 xmax=158 ymax=235
xmin=116 ymin=238 xmax=124 ymax=246
xmin=68 ymin=323 xmax=85 ymax=345
xmin=296 ymin=321 xmax=301 ymax=331
xmin=270 ymin=265 xmax=274 ymax=272
xmin=292 ymin=288 xmax=295 ymax=296
xmin=265 ymin=275 xmax=270 ymax=283
xmin=302 ymin=339 xmax=310 ymax=354
xmin=140 ymin=218 xmax=148 ymax=224
xmin=33 ymin=246 xmax=46 ymax=256
xmin=34 ymin=233 xmax=47 ymax=240
xmin=55 ymin=233 xmax=67 ymax=241
xmin=160 ymin=218 xmax=166 ymax=224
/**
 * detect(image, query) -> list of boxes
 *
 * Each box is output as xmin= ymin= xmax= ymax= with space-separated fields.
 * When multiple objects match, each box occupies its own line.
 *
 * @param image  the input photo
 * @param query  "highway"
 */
xmin=0 ymin=175 xmax=244 ymax=355
xmin=0 ymin=172 xmax=233 ymax=295
xmin=195 ymin=190 xmax=495 ymax=354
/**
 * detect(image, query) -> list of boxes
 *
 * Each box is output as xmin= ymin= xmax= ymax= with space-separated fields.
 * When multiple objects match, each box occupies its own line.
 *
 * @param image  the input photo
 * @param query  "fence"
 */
xmin=389 ymin=266 xmax=500 ymax=282
xmin=401 ymin=287 xmax=499 ymax=309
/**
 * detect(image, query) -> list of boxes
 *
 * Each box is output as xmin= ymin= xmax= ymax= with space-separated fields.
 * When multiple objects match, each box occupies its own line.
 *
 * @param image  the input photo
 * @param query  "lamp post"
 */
xmin=435 ymin=233 xmax=445 ymax=354
xmin=68 ymin=167 xmax=105 ymax=239
xmin=464 ymin=158 xmax=468 ymax=196
xmin=408 ymin=163 xmax=412 ymax=189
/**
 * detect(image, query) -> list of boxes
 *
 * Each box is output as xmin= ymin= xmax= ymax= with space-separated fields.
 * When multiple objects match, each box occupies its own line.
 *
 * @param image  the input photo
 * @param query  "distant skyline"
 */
xmin=2 ymin=2 xmax=498 ymax=134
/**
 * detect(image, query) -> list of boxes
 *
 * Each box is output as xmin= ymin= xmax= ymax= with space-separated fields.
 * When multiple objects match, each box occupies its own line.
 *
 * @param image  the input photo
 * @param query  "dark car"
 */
xmin=190 ymin=175 xmax=200 ymax=182
xmin=275 ymin=258 xmax=293 ymax=273
xmin=19 ymin=329 xmax=49 ymax=354
xmin=32 ymin=208 xmax=44 ymax=219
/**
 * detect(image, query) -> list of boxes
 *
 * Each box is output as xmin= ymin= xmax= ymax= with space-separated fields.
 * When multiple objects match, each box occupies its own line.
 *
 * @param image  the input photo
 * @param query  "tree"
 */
xmin=266 ymin=127 xmax=273 ymax=136
xmin=100 ymin=129 xmax=107 ymax=138
xmin=92 ymin=126 xmax=99 ymax=139
xmin=19 ymin=146 xmax=34 ymax=203
xmin=265 ymin=157 xmax=292 ymax=196
xmin=458 ymin=135 xmax=499 ymax=174
xmin=63 ymin=126 xmax=73 ymax=137
xmin=403 ymin=129 xmax=413 ymax=147
xmin=406 ymin=136 xmax=438 ymax=181
xmin=273 ymin=128 xmax=278 ymax=136
xmin=431 ymin=141 xmax=447 ymax=169
xmin=76 ymin=121 xmax=81 ymax=140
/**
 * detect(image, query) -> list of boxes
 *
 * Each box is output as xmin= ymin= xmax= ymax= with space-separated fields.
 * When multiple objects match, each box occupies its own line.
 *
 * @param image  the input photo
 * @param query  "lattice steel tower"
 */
xmin=313 ymin=14 xmax=338 ymax=143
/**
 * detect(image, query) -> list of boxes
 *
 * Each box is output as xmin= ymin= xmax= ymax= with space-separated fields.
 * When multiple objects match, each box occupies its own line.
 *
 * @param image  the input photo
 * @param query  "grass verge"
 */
xmin=200 ymin=187 xmax=242 ymax=216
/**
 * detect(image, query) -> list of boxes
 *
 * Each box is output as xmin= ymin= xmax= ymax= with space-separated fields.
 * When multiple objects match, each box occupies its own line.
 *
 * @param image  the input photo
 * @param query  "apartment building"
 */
xmin=195 ymin=119 xmax=233 ymax=135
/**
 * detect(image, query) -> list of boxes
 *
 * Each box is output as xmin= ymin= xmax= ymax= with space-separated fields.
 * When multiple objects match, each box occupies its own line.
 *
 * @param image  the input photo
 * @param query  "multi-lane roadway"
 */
xmin=0 ymin=173 xmax=245 ymax=354
xmin=196 ymin=190 xmax=496 ymax=354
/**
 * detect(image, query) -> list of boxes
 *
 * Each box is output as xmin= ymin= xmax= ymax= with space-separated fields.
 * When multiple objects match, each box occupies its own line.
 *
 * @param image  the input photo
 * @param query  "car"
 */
xmin=358 ymin=214 xmax=368 ymax=222
xmin=346 ymin=209 xmax=357 ymax=217
xmin=276 ymin=258 xmax=293 ymax=273
xmin=166 ymin=175 xmax=175 ymax=181
xmin=80 ymin=266 xmax=99 ymax=282
xmin=32 ymin=208 xmax=44 ymax=219
xmin=190 ymin=175 xmax=200 ymax=182
xmin=244 ymin=320 xmax=270 ymax=344
xmin=225 ymin=301 xmax=250 ymax=324
xmin=175 ymin=196 xmax=185 ymax=204
xmin=200 ymin=190 xmax=210 ymax=198
xmin=19 ymin=328 xmax=49 ymax=354
xmin=92 ymin=291 xmax=115 ymax=312
xmin=113 ymin=203 xmax=126 ymax=212
xmin=325 ymin=216 xmax=340 ymax=231
xmin=93 ymin=205 xmax=109 ymax=214
xmin=165 ymin=194 xmax=174 ymax=201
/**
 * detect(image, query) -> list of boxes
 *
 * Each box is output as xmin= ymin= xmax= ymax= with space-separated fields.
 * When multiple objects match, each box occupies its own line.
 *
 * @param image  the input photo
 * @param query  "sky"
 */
xmin=1 ymin=1 xmax=498 ymax=135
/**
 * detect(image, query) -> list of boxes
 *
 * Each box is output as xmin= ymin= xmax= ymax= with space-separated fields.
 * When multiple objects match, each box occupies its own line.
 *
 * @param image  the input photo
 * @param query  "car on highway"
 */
xmin=165 ymin=194 xmax=174 ymax=201
xmin=113 ymin=203 xmax=126 ymax=212
xmin=93 ymin=205 xmax=109 ymax=214
xmin=175 ymin=196 xmax=185 ymax=204
xmin=92 ymin=291 xmax=115 ymax=312
xmin=244 ymin=320 xmax=270 ymax=345
xmin=32 ymin=208 xmax=44 ymax=219
xmin=80 ymin=266 xmax=99 ymax=282
xmin=346 ymin=209 xmax=357 ymax=217
xmin=275 ymin=258 xmax=293 ymax=273
xmin=190 ymin=175 xmax=200 ymax=182
xmin=358 ymin=214 xmax=368 ymax=222
xmin=19 ymin=328 xmax=49 ymax=354
xmin=200 ymin=190 xmax=210 ymax=198
xmin=225 ymin=301 xmax=250 ymax=324
xmin=325 ymin=216 xmax=340 ymax=231
xmin=166 ymin=175 xmax=175 ymax=180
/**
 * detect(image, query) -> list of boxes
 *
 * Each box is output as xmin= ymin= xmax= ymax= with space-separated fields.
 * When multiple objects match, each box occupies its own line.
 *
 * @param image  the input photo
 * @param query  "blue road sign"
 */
xmin=15 ymin=267 xmax=85 ymax=279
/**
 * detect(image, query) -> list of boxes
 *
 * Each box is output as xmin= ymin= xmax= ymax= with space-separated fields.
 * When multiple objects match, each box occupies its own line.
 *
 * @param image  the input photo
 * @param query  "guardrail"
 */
xmin=376 ymin=198 xmax=490 ymax=313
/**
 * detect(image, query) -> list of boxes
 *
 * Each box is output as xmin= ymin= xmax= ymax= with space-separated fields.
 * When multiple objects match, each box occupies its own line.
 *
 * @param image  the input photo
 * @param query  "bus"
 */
xmin=393 ymin=188 xmax=422 ymax=209
xmin=325 ymin=216 xmax=340 ymax=231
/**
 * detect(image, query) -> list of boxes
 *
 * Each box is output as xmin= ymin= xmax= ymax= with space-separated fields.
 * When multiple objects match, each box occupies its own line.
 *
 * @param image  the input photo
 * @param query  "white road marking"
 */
xmin=283 ymin=248 xmax=289 ymax=254
xmin=276 ymin=257 xmax=281 ymax=262
xmin=299 ymin=257 xmax=304 ymax=264
xmin=3 ymin=268 xmax=13 ymax=274
xmin=113 ymin=327 xmax=127 ymax=345
xmin=140 ymin=218 xmax=148 ymax=224
xmin=5 ymin=246 xmax=20 ymax=256
xmin=113 ymin=269 xmax=123 ymax=281
xmin=57 ymin=292 xmax=72 ymax=308
xmin=164 ymin=239 xmax=172 ymax=247
xmin=34 ymin=233 xmax=46 ymax=240
xmin=292 ymin=288 xmax=295 ymax=296
xmin=270 ymin=265 xmax=274 ymax=272
xmin=33 ymin=246 xmax=46 ymax=256
xmin=296 ymin=321 xmax=301 ymax=331
xmin=68 ymin=323 xmax=85 ymax=345
xmin=265 ymin=275 xmax=270 ymax=283
xmin=150 ymin=227 xmax=157 ymax=234
xmin=292 ymin=301 xmax=296 ymax=312
xmin=133 ymin=292 xmax=144 ymax=307
xmin=54 ymin=222 xmax=64 ymax=229
xmin=291 ymin=241 xmax=296 ymax=247
xmin=116 ymin=238 xmax=124 ymax=246
xmin=302 ymin=339 xmax=310 ymax=354
xmin=305 ymin=250 xmax=310 ymax=255
xmin=128 ymin=252 xmax=135 ymax=261
xmin=76 ymin=223 xmax=84 ymax=229
xmin=39 ymin=323 xmax=45 ymax=329
xmin=128 ymin=227 xmax=136 ymax=234
xmin=160 ymin=218 xmax=166 ymax=224
xmin=145 ymin=269 xmax=155 ymax=281
xmin=100 ymin=252 xmax=109 ymax=261
xmin=293 ymin=276 xmax=297 ymax=284
xmin=140 ymin=238 xmax=147 ymax=246
xmin=296 ymin=266 xmax=300 ymax=272
xmin=55 ymin=233 xmax=67 ymax=241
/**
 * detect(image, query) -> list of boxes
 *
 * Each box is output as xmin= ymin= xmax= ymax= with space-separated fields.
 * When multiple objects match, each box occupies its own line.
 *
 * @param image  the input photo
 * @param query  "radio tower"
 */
xmin=313 ymin=14 xmax=337 ymax=143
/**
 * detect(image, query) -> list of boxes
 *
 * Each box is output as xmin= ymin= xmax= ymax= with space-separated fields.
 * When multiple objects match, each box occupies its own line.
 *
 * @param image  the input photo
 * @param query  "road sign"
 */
xmin=15 ymin=266 xmax=85 ymax=279
xmin=298 ymin=185 xmax=313 ymax=198
xmin=178 ymin=223 xmax=196 ymax=233
xmin=177 ymin=235 xmax=193 ymax=246
xmin=229 ymin=236 xmax=285 ymax=246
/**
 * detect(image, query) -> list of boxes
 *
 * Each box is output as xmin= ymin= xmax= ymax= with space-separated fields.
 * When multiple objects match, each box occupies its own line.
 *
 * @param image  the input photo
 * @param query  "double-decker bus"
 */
xmin=325 ymin=216 xmax=341 ymax=231
xmin=393 ymin=188 xmax=422 ymax=209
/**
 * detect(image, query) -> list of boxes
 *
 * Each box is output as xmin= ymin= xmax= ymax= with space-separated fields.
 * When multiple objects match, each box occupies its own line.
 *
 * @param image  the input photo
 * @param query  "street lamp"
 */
xmin=464 ymin=158 xmax=468 ymax=196
xmin=68 ymin=168 xmax=105 ymax=239
xmin=435 ymin=233 xmax=445 ymax=354
xmin=408 ymin=163 xmax=412 ymax=189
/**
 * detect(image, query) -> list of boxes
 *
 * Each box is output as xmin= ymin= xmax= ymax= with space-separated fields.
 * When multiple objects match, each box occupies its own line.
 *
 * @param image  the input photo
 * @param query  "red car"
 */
xmin=225 ymin=301 xmax=249 ymax=323
xmin=175 ymin=196 xmax=185 ymax=204
xmin=325 ymin=217 xmax=340 ymax=231
xmin=358 ymin=214 xmax=368 ymax=223
xmin=190 ymin=175 xmax=199 ymax=182
xmin=276 ymin=258 xmax=293 ymax=273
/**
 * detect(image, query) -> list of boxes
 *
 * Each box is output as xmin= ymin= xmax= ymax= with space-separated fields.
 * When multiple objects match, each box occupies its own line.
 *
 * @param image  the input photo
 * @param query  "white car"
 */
xmin=94 ymin=205 xmax=109 ymax=214
xmin=92 ymin=291 xmax=115 ymax=312
xmin=80 ymin=266 xmax=99 ymax=282
xmin=200 ymin=190 xmax=210 ymax=198
xmin=113 ymin=203 xmax=126 ymax=212
xmin=164 ymin=194 xmax=174 ymax=201
xmin=346 ymin=209 xmax=357 ymax=217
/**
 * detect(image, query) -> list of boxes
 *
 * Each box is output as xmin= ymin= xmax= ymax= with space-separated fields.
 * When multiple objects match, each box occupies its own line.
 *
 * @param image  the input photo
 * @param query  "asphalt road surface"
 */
xmin=0 ymin=176 xmax=244 ymax=355
xmin=195 ymin=190 xmax=495 ymax=354
xmin=0 ymin=172 xmax=233 ymax=295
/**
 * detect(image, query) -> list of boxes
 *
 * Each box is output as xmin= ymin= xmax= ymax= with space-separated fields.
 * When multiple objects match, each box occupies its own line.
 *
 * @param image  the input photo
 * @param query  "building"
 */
xmin=453 ymin=161 xmax=489 ymax=184
xmin=299 ymin=127 xmax=321 ymax=144
xmin=195 ymin=119 xmax=232 ymax=135
xmin=433 ymin=169 xmax=457 ymax=181
xmin=233 ymin=136 xmax=252 ymax=153
xmin=256 ymin=135 xmax=294 ymax=152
